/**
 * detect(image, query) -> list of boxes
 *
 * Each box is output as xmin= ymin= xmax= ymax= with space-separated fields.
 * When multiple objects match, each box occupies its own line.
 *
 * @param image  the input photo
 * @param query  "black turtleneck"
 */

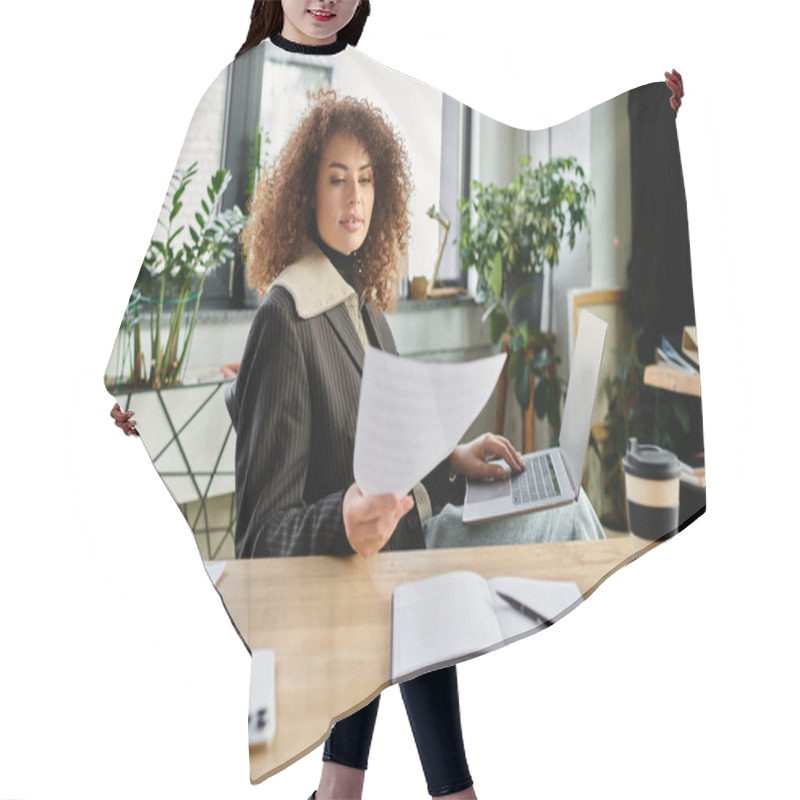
xmin=270 ymin=32 xmax=347 ymax=56
xmin=313 ymin=231 xmax=374 ymax=345
xmin=312 ymin=231 xmax=359 ymax=290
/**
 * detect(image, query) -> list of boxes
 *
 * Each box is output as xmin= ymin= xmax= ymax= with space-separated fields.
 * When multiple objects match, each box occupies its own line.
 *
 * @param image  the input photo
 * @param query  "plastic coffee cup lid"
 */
xmin=622 ymin=438 xmax=681 ymax=480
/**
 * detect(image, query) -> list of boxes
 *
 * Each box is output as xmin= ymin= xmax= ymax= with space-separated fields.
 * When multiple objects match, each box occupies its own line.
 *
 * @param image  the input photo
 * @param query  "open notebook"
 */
xmin=391 ymin=571 xmax=583 ymax=682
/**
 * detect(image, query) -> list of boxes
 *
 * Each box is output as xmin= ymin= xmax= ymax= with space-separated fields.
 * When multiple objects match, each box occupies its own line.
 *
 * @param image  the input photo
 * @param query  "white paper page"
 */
xmin=354 ymin=348 xmax=506 ymax=496
xmin=428 ymin=356 xmax=509 ymax=445
xmin=489 ymin=576 xmax=584 ymax=641
xmin=391 ymin=571 xmax=501 ymax=681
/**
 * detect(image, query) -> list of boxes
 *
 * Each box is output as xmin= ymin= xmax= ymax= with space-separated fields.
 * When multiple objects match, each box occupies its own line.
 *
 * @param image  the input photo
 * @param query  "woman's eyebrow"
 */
xmin=326 ymin=161 xmax=373 ymax=171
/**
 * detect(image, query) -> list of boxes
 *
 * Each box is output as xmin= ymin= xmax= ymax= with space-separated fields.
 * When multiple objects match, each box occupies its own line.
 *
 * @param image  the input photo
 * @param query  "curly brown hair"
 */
xmin=242 ymin=90 xmax=412 ymax=311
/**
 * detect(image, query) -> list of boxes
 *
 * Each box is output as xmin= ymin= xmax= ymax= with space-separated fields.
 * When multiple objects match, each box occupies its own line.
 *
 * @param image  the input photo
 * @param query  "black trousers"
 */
xmin=322 ymin=665 xmax=473 ymax=797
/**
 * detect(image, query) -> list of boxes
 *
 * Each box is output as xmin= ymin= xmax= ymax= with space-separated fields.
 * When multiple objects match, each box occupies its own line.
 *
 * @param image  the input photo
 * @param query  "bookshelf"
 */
xmin=643 ymin=363 xmax=701 ymax=397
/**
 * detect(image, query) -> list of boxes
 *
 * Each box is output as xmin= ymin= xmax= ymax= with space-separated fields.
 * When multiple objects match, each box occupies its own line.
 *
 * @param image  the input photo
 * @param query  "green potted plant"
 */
xmin=108 ymin=161 xmax=246 ymax=391
xmin=459 ymin=155 xmax=594 ymax=439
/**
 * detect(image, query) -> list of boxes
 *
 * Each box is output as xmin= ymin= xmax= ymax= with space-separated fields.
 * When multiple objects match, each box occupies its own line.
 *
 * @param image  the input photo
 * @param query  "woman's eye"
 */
xmin=330 ymin=177 xmax=345 ymax=185
xmin=360 ymin=177 xmax=373 ymax=184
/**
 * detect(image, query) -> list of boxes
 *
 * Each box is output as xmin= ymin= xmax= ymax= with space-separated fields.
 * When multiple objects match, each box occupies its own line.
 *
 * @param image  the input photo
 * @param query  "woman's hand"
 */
xmin=343 ymin=483 xmax=414 ymax=557
xmin=665 ymin=69 xmax=684 ymax=115
xmin=110 ymin=403 xmax=139 ymax=437
xmin=220 ymin=362 xmax=239 ymax=380
xmin=449 ymin=433 xmax=525 ymax=482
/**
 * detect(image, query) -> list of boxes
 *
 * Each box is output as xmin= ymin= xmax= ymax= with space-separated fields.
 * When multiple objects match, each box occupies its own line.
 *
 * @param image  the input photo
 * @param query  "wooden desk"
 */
xmin=214 ymin=537 xmax=646 ymax=783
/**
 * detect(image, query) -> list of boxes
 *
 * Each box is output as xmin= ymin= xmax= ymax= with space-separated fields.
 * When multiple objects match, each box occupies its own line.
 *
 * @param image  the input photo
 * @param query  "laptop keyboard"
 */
xmin=511 ymin=454 xmax=560 ymax=505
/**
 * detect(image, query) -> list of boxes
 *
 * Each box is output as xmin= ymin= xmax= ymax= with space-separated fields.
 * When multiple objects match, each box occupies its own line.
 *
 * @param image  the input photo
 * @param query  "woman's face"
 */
xmin=281 ymin=0 xmax=360 ymax=46
xmin=314 ymin=133 xmax=375 ymax=255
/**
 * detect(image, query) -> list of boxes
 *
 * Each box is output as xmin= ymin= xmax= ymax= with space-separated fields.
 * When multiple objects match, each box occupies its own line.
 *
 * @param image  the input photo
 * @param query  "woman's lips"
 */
xmin=341 ymin=217 xmax=363 ymax=233
xmin=308 ymin=9 xmax=335 ymax=22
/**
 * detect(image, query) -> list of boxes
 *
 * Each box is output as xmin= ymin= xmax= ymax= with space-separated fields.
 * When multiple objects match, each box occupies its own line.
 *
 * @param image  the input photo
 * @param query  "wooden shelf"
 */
xmin=643 ymin=364 xmax=701 ymax=397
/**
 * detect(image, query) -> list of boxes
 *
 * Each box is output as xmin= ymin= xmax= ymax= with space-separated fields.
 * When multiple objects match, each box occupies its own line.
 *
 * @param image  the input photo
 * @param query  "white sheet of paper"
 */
xmin=353 ymin=348 xmax=506 ymax=496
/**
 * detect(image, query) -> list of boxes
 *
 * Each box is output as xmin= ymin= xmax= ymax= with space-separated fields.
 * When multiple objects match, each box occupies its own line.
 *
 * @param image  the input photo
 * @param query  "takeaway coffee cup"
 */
xmin=623 ymin=438 xmax=681 ymax=553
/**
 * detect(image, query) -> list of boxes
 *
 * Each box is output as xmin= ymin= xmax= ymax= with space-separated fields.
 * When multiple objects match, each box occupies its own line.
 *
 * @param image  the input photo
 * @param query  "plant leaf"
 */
xmin=508 ymin=349 xmax=524 ymax=382
xmin=533 ymin=377 xmax=549 ymax=419
xmin=530 ymin=346 xmax=550 ymax=371
xmin=547 ymin=386 xmax=561 ymax=429
xmin=515 ymin=363 xmax=531 ymax=410
xmin=488 ymin=305 xmax=507 ymax=344
xmin=481 ymin=300 xmax=499 ymax=324
xmin=490 ymin=251 xmax=503 ymax=298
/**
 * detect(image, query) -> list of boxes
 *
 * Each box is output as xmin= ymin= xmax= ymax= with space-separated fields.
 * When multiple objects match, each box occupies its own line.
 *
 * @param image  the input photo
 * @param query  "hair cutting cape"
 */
xmin=106 ymin=36 xmax=704 ymax=783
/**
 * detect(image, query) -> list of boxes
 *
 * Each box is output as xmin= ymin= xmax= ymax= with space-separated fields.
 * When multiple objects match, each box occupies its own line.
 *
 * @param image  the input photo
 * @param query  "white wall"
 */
xmin=147 ymin=64 xmax=229 ymax=250
xmin=590 ymin=90 xmax=632 ymax=289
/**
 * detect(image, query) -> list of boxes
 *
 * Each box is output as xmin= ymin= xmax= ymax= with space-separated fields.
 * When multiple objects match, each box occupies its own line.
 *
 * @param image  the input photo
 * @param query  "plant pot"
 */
xmin=505 ymin=269 xmax=544 ymax=330
xmin=409 ymin=276 xmax=429 ymax=300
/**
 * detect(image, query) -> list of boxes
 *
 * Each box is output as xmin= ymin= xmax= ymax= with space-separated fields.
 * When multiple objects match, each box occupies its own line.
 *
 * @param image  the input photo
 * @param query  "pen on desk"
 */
xmin=496 ymin=591 xmax=553 ymax=627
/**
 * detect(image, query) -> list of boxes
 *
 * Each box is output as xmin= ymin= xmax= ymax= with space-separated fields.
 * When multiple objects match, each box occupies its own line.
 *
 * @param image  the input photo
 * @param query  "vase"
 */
xmin=505 ymin=269 xmax=544 ymax=330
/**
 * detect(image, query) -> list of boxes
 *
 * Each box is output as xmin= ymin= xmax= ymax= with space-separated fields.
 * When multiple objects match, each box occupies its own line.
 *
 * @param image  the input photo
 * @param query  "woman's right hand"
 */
xmin=342 ymin=483 xmax=414 ymax=557
xmin=111 ymin=403 xmax=139 ymax=437
xmin=665 ymin=69 xmax=684 ymax=115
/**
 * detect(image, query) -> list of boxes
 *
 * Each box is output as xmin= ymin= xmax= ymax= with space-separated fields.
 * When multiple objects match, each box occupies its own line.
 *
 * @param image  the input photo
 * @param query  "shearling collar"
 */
xmin=268 ymin=240 xmax=358 ymax=319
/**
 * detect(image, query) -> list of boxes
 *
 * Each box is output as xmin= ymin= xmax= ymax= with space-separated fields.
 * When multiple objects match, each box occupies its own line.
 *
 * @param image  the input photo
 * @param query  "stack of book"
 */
xmin=656 ymin=327 xmax=699 ymax=375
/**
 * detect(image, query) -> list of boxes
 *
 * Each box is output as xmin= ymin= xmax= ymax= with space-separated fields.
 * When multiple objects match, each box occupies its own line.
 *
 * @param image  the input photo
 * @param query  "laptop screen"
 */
xmin=559 ymin=311 xmax=607 ymax=494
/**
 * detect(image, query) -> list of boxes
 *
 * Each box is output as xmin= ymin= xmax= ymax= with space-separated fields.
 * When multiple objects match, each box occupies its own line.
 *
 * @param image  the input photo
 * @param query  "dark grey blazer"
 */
xmin=233 ymin=261 xmax=462 ymax=559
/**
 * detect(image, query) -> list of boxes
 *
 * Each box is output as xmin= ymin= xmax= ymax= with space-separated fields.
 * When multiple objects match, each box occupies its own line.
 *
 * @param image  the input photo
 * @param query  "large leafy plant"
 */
xmin=113 ymin=162 xmax=246 ymax=390
xmin=459 ymin=156 xmax=594 ymax=438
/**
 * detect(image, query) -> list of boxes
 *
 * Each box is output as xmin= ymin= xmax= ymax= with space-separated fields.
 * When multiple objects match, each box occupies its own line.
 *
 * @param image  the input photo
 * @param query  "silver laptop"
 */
xmin=462 ymin=310 xmax=607 ymax=525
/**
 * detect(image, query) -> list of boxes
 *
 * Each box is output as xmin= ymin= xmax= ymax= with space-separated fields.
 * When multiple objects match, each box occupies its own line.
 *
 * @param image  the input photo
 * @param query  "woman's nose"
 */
xmin=346 ymin=178 xmax=361 ymax=205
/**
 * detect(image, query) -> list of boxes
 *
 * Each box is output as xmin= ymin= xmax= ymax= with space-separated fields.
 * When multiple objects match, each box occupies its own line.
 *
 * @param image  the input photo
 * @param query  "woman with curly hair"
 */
xmin=243 ymin=90 xmax=411 ymax=315
xmin=234 ymin=87 xmax=532 ymax=800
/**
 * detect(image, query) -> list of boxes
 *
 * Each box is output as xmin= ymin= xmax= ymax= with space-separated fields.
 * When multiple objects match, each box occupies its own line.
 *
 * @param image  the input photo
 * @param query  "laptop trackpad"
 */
xmin=468 ymin=478 xmax=511 ymax=503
